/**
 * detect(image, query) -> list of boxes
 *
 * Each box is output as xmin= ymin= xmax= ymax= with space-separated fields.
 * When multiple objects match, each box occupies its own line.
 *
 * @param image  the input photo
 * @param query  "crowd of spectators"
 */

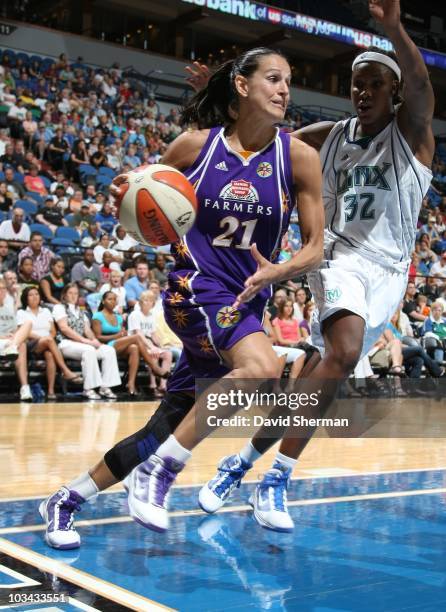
xmin=0 ymin=48 xmax=445 ymax=400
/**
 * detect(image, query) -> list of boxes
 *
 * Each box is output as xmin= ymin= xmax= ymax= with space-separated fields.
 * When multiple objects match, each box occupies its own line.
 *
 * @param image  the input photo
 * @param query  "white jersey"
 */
xmin=321 ymin=117 xmax=432 ymax=268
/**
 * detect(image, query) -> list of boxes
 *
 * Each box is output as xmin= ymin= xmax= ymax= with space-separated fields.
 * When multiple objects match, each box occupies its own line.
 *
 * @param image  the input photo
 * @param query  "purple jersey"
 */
xmin=171 ymin=126 xmax=294 ymax=305
xmin=165 ymin=126 xmax=295 ymax=391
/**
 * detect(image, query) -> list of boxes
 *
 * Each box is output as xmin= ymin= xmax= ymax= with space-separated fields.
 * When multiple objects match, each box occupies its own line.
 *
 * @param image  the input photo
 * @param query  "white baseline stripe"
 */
xmin=1 ymin=486 xmax=445 ymax=536
xmin=0 ymin=538 xmax=173 ymax=612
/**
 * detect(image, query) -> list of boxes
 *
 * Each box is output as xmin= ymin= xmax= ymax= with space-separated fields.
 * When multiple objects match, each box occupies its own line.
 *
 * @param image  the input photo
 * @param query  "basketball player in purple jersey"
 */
xmin=38 ymin=48 xmax=324 ymax=547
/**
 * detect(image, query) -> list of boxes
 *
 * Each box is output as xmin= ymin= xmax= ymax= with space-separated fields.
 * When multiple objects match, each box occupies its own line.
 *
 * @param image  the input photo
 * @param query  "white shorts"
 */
xmin=272 ymin=345 xmax=306 ymax=364
xmin=307 ymin=246 xmax=408 ymax=359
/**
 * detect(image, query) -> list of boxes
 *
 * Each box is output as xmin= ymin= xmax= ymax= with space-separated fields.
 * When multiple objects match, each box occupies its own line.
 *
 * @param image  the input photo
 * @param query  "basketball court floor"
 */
xmin=1 ymin=399 xmax=446 ymax=611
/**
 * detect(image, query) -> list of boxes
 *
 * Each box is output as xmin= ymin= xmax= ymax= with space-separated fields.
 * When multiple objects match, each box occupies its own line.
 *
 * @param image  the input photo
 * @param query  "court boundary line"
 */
xmin=0 ymin=537 xmax=173 ymax=612
xmin=1 ymin=465 xmax=445 ymax=503
xmin=2 ymin=486 xmax=446 ymax=536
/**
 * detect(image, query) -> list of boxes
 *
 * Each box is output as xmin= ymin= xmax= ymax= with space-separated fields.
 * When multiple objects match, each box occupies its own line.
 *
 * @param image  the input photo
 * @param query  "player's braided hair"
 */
xmin=181 ymin=47 xmax=286 ymax=128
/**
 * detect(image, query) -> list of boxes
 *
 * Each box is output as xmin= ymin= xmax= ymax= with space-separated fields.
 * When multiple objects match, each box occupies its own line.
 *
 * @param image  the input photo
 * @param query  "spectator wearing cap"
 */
xmin=24 ymin=165 xmax=47 ymax=196
xmin=36 ymin=196 xmax=68 ymax=233
xmin=419 ymin=215 xmax=440 ymax=247
xmin=50 ymin=174 xmax=74 ymax=198
xmin=18 ymin=232 xmax=54 ymax=280
xmin=0 ymin=208 xmax=31 ymax=249
xmin=95 ymin=201 xmax=116 ymax=233
xmin=71 ymin=248 xmax=101 ymax=295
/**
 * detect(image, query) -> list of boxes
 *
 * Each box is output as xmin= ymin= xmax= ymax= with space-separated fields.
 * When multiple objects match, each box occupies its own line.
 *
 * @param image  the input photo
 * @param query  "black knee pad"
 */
xmin=104 ymin=391 xmax=195 ymax=481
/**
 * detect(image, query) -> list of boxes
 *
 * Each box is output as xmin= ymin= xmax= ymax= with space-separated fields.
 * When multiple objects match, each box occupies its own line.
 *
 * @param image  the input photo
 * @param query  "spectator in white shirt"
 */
xmin=0 ymin=208 xmax=31 ymax=249
xmin=93 ymin=233 xmax=122 ymax=271
xmin=99 ymin=270 xmax=127 ymax=314
xmin=128 ymin=290 xmax=172 ymax=396
xmin=53 ymin=283 xmax=121 ymax=400
xmin=430 ymin=252 xmax=446 ymax=286
xmin=16 ymin=286 xmax=82 ymax=399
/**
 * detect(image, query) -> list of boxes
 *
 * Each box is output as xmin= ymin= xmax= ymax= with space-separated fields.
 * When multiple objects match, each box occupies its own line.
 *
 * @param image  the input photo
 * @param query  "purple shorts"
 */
xmin=165 ymin=270 xmax=267 ymax=393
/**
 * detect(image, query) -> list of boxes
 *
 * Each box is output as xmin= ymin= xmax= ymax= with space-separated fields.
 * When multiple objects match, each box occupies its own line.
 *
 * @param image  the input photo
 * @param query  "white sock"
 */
xmin=67 ymin=472 xmax=99 ymax=501
xmin=274 ymin=451 xmax=297 ymax=472
xmin=239 ymin=441 xmax=262 ymax=465
xmin=156 ymin=434 xmax=192 ymax=464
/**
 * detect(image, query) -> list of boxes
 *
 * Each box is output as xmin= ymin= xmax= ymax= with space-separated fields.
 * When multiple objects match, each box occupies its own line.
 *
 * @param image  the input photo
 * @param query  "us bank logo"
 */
xmin=325 ymin=287 xmax=342 ymax=303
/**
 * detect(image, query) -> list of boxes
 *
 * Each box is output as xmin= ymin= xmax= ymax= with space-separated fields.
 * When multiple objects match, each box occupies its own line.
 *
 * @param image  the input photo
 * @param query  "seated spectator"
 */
xmin=81 ymin=222 xmax=101 ymax=247
xmin=68 ymin=189 xmax=86 ymax=214
xmin=70 ymin=204 xmax=96 ymax=234
xmin=128 ymin=290 xmax=172 ymax=396
xmin=24 ymin=165 xmax=47 ymax=196
xmin=151 ymin=253 xmax=169 ymax=288
xmin=0 ymin=239 xmax=17 ymax=274
xmin=93 ymin=232 xmax=122 ymax=270
xmin=3 ymin=166 xmax=26 ymax=198
xmin=90 ymin=142 xmax=109 ymax=169
xmin=99 ymin=269 xmax=126 ymax=314
xmin=385 ymin=311 xmax=443 ymax=378
xmin=92 ymin=291 xmax=167 ymax=395
xmin=430 ymin=252 xmax=446 ymax=287
xmin=70 ymin=139 xmax=89 ymax=179
xmin=293 ymin=287 xmax=308 ymax=322
xmin=0 ymin=278 xmax=33 ymax=400
xmin=154 ymin=308 xmax=183 ymax=362
xmin=17 ymin=256 xmax=39 ymax=291
xmin=70 ymin=249 xmax=101 ymax=297
xmin=416 ymin=235 xmax=437 ymax=271
xmin=22 ymin=111 xmax=38 ymax=148
xmin=99 ymin=251 xmax=115 ymax=283
xmin=0 ymin=144 xmax=17 ymax=169
xmin=3 ymin=269 xmax=21 ymax=310
xmin=403 ymin=281 xmax=427 ymax=328
xmin=422 ymin=301 xmax=446 ymax=364
xmin=0 ymin=207 xmax=31 ymax=249
xmin=36 ymin=196 xmax=68 ymax=233
xmin=40 ymin=257 xmax=66 ymax=306
xmin=272 ymin=299 xmax=304 ymax=348
xmin=90 ymin=191 xmax=106 ymax=214
xmin=123 ymin=144 xmax=140 ymax=169
xmin=416 ymin=293 xmax=430 ymax=317
xmin=418 ymin=275 xmax=440 ymax=302
xmin=111 ymin=225 xmax=139 ymax=270
xmin=53 ymin=283 xmax=121 ymax=400
xmin=95 ymin=201 xmax=116 ymax=234
xmin=0 ymin=181 xmax=13 ymax=212
xmin=51 ymin=183 xmax=70 ymax=212
xmin=17 ymin=286 xmax=82 ymax=399
xmin=263 ymin=309 xmax=306 ymax=382
xmin=268 ymin=288 xmax=287 ymax=320
xmin=299 ymin=300 xmax=315 ymax=340
xmin=48 ymin=128 xmax=68 ymax=171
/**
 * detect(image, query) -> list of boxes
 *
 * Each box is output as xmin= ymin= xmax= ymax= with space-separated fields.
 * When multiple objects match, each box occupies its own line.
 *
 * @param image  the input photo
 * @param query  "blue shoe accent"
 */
xmin=199 ymin=455 xmax=252 ymax=513
xmin=249 ymin=463 xmax=294 ymax=532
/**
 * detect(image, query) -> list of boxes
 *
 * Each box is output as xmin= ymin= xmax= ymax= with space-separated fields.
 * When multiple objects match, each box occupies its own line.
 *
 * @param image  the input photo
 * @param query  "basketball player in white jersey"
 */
xmin=200 ymin=0 xmax=436 ymax=532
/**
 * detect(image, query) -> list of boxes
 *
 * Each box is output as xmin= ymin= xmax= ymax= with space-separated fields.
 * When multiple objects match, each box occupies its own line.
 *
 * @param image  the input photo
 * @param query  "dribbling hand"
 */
xmin=109 ymin=173 xmax=129 ymax=218
xmin=233 ymin=244 xmax=279 ymax=309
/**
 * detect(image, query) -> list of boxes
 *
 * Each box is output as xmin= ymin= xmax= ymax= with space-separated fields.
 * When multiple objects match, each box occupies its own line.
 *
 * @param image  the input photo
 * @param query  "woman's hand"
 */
xmin=369 ymin=0 xmax=400 ymax=30
xmin=88 ymin=338 xmax=101 ymax=348
xmin=184 ymin=62 xmax=211 ymax=92
xmin=233 ymin=244 xmax=280 ymax=308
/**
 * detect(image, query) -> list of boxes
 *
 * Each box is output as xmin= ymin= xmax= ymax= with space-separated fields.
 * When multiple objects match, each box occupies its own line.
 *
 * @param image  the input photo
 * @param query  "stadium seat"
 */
xmin=16 ymin=52 xmax=30 ymax=65
xmin=13 ymin=172 xmax=24 ymax=184
xmin=29 ymin=55 xmax=43 ymax=66
xmin=64 ymin=213 xmax=76 ymax=226
xmin=54 ymin=227 xmax=80 ymax=243
xmin=51 ymin=237 xmax=78 ymax=251
xmin=29 ymin=223 xmax=53 ymax=242
xmin=79 ymin=164 xmax=98 ymax=185
xmin=14 ymin=200 xmax=37 ymax=216
xmin=39 ymin=176 xmax=51 ymax=189
xmin=98 ymin=167 xmax=115 ymax=179
xmin=25 ymin=192 xmax=44 ymax=206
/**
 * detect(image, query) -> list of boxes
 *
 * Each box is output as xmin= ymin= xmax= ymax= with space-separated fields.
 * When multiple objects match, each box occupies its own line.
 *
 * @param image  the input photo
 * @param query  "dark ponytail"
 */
xmin=181 ymin=47 xmax=286 ymax=128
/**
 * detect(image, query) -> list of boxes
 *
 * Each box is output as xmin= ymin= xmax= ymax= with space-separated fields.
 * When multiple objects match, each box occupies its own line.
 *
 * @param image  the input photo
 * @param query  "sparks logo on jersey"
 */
xmin=325 ymin=287 xmax=342 ymax=303
xmin=336 ymin=163 xmax=392 ymax=195
xmin=256 ymin=162 xmax=273 ymax=178
xmin=215 ymin=161 xmax=228 ymax=171
xmin=219 ymin=180 xmax=259 ymax=203
xmin=216 ymin=306 xmax=241 ymax=328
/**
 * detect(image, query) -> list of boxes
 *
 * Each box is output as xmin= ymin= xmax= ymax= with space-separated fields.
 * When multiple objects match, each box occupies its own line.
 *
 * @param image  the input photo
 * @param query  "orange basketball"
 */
xmin=117 ymin=164 xmax=197 ymax=246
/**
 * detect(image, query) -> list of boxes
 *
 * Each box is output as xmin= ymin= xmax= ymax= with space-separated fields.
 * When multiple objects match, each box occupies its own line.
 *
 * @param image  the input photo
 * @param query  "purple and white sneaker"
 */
xmin=125 ymin=455 xmax=183 ymax=533
xmin=39 ymin=487 xmax=85 ymax=549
